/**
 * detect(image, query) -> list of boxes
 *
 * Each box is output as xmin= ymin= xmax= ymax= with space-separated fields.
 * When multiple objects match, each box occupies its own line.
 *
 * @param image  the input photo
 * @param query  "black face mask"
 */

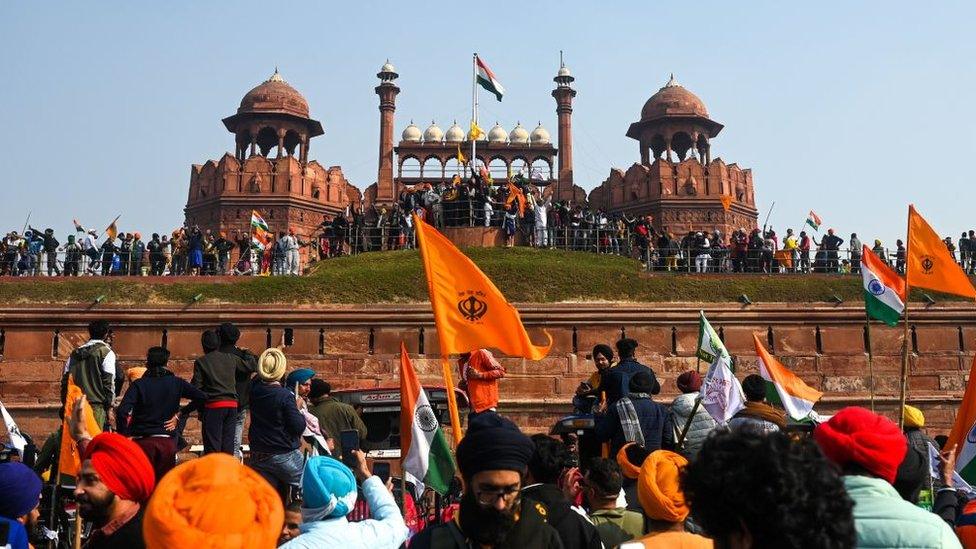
xmin=458 ymin=490 xmax=518 ymax=547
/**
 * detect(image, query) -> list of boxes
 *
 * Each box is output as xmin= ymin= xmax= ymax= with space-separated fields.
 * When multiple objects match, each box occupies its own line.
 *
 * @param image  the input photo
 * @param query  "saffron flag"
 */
xmin=413 ymin=213 xmax=552 ymax=359
xmin=720 ymin=195 xmax=733 ymax=212
xmin=0 ymin=400 xmax=27 ymax=456
xmin=947 ymin=355 xmax=976 ymax=483
xmin=861 ymin=245 xmax=906 ymax=326
xmin=907 ymin=205 xmax=976 ymax=299
xmin=805 ymin=210 xmax=822 ymax=231
xmin=697 ymin=312 xmax=745 ymax=423
xmin=400 ymin=342 xmax=457 ymax=495
xmin=251 ymin=210 xmax=273 ymax=250
xmin=58 ymin=377 xmax=102 ymax=477
xmin=754 ymin=334 xmax=822 ymax=421
xmin=504 ymin=182 xmax=527 ymax=216
xmin=105 ymin=215 xmax=120 ymax=240
xmin=456 ymin=143 xmax=466 ymax=165
xmin=475 ymin=55 xmax=505 ymax=102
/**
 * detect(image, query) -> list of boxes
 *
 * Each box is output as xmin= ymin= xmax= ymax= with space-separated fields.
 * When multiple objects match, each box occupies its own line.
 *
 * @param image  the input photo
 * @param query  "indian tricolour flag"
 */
xmin=753 ymin=334 xmax=822 ymax=421
xmin=806 ymin=210 xmax=822 ymax=231
xmin=250 ymin=210 xmax=272 ymax=250
xmin=475 ymin=55 xmax=505 ymax=102
xmin=861 ymin=244 xmax=906 ymax=327
xmin=400 ymin=342 xmax=456 ymax=495
xmin=947 ymin=355 xmax=976 ymax=484
xmin=698 ymin=311 xmax=745 ymax=423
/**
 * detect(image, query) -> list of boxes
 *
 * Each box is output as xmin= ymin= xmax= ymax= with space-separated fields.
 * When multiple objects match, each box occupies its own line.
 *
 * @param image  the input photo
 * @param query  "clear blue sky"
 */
xmin=1 ymin=1 xmax=973 ymax=246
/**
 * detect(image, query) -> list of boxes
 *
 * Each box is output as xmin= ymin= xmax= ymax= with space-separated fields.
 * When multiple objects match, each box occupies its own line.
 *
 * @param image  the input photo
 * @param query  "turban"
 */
xmin=125 ymin=367 xmax=147 ymax=383
xmin=285 ymin=368 xmax=315 ymax=388
xmin=0 ymin=462 xmax=42 ymax=518
xmin=257 ymin=348 xmax=287 ymax=382
xmin=615 ymin=443 xmax=642 ymax=480
xmin=813 ymin=406 xmax=907 ymax=484
xmin=638 ymin=450 xmax=690 ymax=523
xmin=302 ymin=457 xmax=358 ymax=522
xmin=143 ymin=454 xmax=283 ymax=549
xmin=676 ymin=371 xmax=702 ymax=393
xmin=903 ymin=405 xmax=925 ymax=429
xmin=83 ymin=432 xmax=155 ymax=503
xmin=456 ymin=412 xmax=533 ymax=478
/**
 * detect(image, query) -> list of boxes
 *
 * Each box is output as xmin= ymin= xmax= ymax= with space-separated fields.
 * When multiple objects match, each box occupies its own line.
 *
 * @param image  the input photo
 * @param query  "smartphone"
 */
xmin=284 ymin=328 xmax=294 ymax=347
xmin=340 ymin=429 xmax=360 ymax=468
xmin=373 ymin=461 xmax=391 ymax=484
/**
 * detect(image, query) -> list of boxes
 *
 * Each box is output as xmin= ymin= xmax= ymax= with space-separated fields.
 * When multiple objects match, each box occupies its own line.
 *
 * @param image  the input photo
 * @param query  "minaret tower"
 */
xmin=551 ymin=52 xmax=576 ymax=201
xmin=375 ymin=60 xmax=399 ymax=205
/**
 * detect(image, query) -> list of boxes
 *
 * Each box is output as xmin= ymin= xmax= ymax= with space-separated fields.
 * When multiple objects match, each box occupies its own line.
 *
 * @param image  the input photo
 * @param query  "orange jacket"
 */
xmin=460 ymin=349 xmax=506 ymax=413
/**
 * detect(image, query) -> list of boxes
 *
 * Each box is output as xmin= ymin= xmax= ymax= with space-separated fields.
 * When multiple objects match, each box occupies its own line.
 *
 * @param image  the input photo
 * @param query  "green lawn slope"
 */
xmin=0 ymin=248 xmax=967 ymax=305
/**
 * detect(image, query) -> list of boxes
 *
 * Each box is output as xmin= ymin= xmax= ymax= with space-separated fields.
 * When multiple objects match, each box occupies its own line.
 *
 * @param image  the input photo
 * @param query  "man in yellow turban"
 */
xmin=631 ymin=450 xmax=712 ymax=548
xmin=902 ymin=404 xmax=936 ymax=458
xmin=142 ymin=453 xmax=284 ymax=549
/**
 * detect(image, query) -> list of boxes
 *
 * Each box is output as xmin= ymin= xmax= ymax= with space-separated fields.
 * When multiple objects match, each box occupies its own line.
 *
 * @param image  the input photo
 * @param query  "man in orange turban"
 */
xmin=73 ymin=431 xmax=156 ymax=549
xmin=632 ymin=450 xmax=712 ymax=548
xmin=143 ymin=453 xmax=284 ymax=549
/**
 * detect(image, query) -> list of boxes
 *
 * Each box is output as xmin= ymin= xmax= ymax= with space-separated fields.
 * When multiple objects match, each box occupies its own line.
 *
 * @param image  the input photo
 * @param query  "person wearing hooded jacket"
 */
xmin=668 ymin=371 xmax=716 ymax=459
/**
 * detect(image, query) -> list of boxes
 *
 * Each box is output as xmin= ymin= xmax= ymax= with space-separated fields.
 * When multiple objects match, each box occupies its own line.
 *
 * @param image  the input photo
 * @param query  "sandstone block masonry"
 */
xmin=0 ymin=303 xmax=972 ymax=442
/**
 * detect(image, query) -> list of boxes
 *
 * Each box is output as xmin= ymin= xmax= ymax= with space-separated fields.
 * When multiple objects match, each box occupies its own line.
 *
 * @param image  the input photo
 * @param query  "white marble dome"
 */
xmin=530 ymin=122 xmax=551 ymax=144
xmin=488 ymin=122 xmax=508 ymax=143
xmin=423 ymin=121 xmax=443 ymax=143
xmin=445 ymin=121 xmax=465 ymax=143
xmin=401 ymin=121 xmax=421 ymax=142
xmin=509 ymin=122 xmax=529 ymax=144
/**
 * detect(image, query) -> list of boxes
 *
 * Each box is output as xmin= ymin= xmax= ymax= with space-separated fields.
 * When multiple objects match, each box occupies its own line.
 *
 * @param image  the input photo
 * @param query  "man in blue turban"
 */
xmin=0 ymin=462 xmax=42 ymax=547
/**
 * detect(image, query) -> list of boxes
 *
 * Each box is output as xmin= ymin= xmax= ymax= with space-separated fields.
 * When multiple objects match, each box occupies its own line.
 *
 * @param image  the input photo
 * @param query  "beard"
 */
xmin=77 ymin=490 xmax=115 ymax=523
xmin=458 ymin=491 xmax=518 ymax=547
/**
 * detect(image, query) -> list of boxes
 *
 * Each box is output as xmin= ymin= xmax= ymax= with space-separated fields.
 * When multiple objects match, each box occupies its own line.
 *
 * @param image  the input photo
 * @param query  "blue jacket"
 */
xmin=844 ymin=475 xmax=961 ymax=548
xmin=280 ymin=476 xmax=408 ymax=549
xmin=595 ymin=394 xmax=673 ymax=456
xmin=248 ymin=381 xmax=305 ymax=455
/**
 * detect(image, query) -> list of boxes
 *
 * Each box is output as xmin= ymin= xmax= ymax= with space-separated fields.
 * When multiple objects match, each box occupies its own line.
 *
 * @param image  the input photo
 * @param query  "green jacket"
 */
xmin=844 ymin=475 xmax=961 ymax=549
xmin=308 ymin=397 xmax=367 ymax=456
xmin=589 ymin=508 xmax=645 ymax=547
xmin=61 ymin=340 xmax=116 ymax=408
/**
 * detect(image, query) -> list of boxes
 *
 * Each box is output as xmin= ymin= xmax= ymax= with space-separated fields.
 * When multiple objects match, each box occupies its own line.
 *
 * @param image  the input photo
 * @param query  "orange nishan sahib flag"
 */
xmin=412 ymin=213 xmax=551 ymax=360
xmin=906 ymin=205 xmax=976 ymax=299
xmin=58 ymin=377 xmax=103 ymax=477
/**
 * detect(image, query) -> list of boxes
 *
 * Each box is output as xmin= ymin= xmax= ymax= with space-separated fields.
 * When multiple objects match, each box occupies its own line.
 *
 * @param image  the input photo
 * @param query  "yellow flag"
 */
xmin=413 ymin=213 xmax=552 ymax=359
xmin=468 ymin=121 xmax=484 ymax=141
xmin=907 ymin=205 xmax=976 ymax=299
xmin=58 ymin=376 xmax=103 ymax=477
xmin=456 ymin=143 xmax=467 ymax=165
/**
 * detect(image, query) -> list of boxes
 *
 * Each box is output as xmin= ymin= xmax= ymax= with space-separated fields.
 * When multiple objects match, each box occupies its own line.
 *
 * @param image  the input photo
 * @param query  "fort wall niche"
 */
xmin=1 ymin=303 xmax=972 ymax=441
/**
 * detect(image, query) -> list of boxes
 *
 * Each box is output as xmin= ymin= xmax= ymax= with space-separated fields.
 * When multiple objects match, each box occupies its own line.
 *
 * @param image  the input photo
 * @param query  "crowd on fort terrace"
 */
xmin=1 ymin=319 xmax=974 ymax=548
xmin=3 ymin=174 xmax=976 ymax=277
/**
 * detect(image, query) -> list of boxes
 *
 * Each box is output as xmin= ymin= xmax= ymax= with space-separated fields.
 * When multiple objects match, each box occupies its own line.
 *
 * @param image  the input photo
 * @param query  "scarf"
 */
xmin=615 ymin=395 xmax=646 ymax=446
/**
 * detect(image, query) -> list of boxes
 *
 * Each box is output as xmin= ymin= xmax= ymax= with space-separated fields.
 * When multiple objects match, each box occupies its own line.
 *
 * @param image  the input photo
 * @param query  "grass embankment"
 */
xmin=0 ymin=248 xmax=966 ymax=305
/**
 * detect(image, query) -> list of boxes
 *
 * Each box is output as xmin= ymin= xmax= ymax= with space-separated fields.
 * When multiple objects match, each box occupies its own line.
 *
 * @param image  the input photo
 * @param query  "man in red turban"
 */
xmin=70 ymin=397 xmax=155 ymax=549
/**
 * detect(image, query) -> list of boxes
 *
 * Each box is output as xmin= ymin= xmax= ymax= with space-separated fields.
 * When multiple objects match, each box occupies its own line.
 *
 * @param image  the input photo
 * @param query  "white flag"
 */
xmin=698 ymin=312 xmax=745 ymax=423
xmin=0 ymin=400 xmax=27 ymax=456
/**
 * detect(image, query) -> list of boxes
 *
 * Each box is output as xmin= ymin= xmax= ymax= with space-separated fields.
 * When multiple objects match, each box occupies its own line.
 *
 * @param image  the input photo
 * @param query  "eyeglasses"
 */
xmin=474 ymin=485 xmax=521 ymax=506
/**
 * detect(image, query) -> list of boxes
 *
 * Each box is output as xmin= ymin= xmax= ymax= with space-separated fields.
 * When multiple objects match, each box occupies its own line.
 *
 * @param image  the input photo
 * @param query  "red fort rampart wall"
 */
xmin=1 ymin=302 xmax=973 ymax=441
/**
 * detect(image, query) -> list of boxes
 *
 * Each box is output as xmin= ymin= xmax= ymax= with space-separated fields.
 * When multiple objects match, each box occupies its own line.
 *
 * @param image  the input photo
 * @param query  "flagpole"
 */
xmin=441 ymin=355 xmax=463 ymax=445
xmin=471 ymin=53 xmax=478 ymax=181
xmin=864 ymin=311 xmax=876 ymax=413
xmin=898 ymin=206 xmax=913 ymax=430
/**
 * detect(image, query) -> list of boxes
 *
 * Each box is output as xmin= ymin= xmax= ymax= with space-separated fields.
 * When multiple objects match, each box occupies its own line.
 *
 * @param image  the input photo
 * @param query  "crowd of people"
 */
xmin=3 ymin=183 xmax=976 ymax=277
xmin=1 ymin=322 xmax=975 ymax=548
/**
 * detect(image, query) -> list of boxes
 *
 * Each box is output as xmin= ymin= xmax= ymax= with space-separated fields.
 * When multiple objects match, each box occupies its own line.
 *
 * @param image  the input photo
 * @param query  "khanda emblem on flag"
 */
xmin=457 ymin=291 xmax=489 ymax=322
xmin=921 ymin=256 xmax=935 ymax=274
